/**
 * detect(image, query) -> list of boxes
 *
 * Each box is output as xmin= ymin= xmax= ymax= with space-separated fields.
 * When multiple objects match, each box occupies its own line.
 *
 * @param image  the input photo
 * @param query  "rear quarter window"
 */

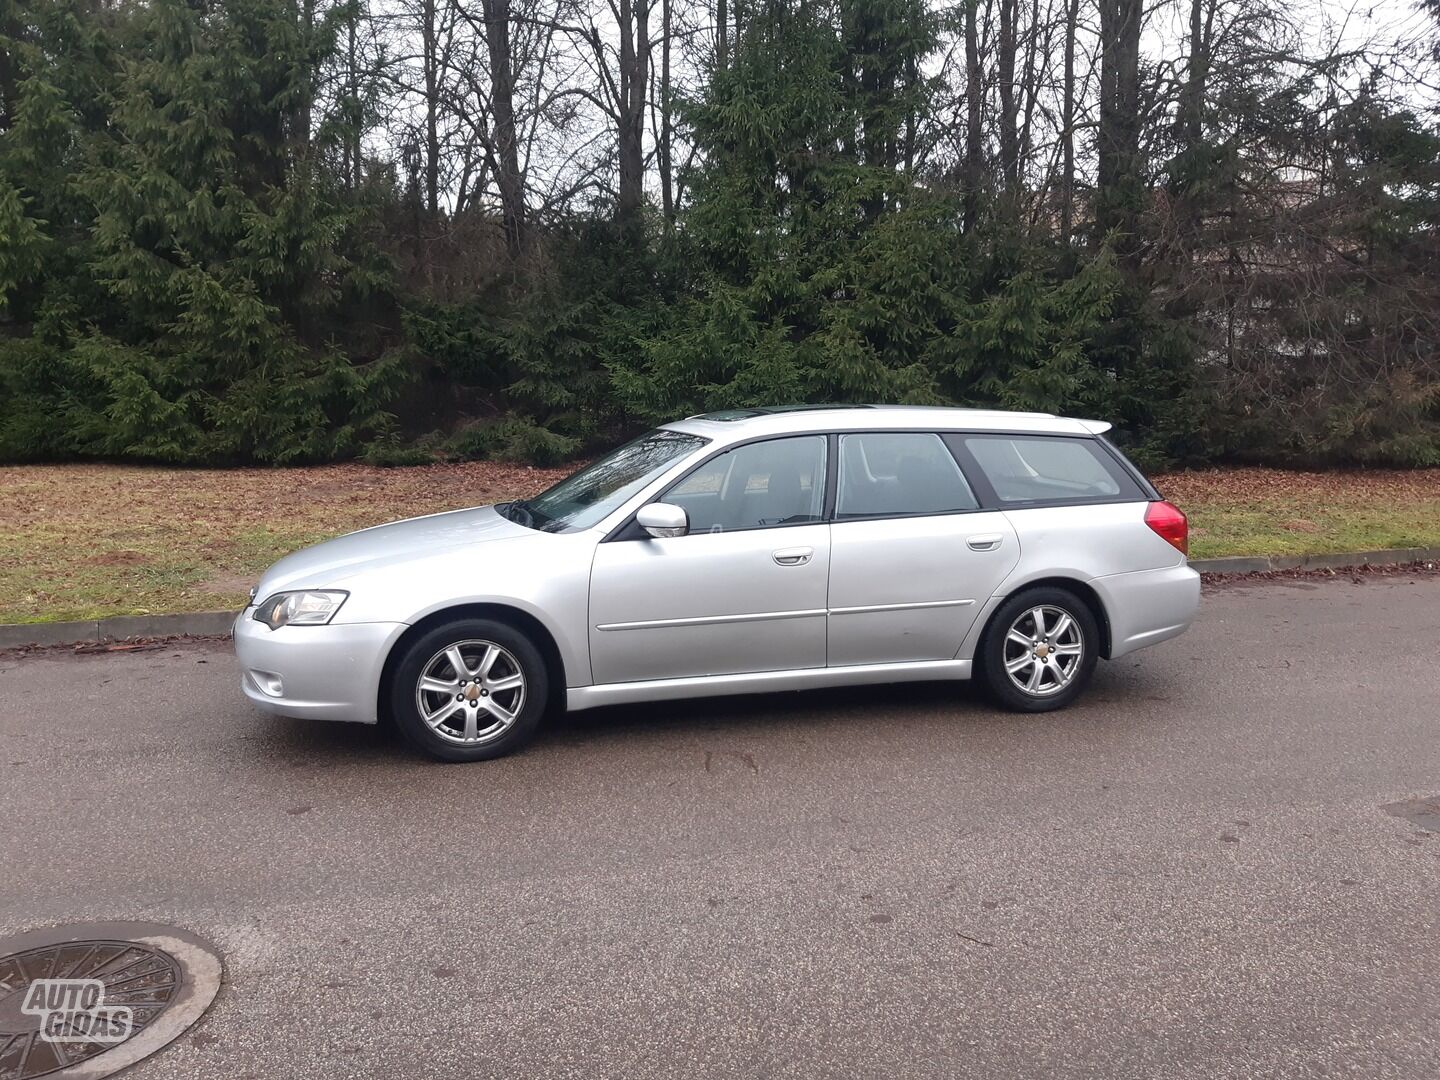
xmin=949 ymin=434 xmax=1145 ymax=506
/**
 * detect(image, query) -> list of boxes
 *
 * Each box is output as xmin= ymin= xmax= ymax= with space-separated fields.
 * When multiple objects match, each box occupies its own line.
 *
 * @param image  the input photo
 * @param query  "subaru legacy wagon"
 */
xmin=235 ymin=406 xmax=1199 ymax=761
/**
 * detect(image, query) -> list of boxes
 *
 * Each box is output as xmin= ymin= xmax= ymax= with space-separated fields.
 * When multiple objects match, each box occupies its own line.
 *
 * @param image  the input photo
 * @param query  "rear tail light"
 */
xmin=1144 ymin=500 xmax=1188 ymax=555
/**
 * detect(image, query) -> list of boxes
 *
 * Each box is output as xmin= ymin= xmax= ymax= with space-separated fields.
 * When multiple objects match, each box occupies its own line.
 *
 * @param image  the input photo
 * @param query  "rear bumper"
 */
xmin=233 ymin=612 xmax=406 ymax=724
xmin=1091 ymin=562 xmax=1200 ymax=658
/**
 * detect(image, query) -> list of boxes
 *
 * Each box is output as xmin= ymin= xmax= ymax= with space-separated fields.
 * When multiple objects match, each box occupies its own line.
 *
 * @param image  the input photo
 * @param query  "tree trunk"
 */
xmin=616 ymin=0 xmax=649 ymax=230
xmin=716 ymin=0 xmax=728 ymax=71
xmin=997 ymin=0 xmax=1019 ymax=194
xmin=1180 ymin=0 xmax=1207 ymax=150
xmin=658 ymin=0 xmax=675 ymax=225
xmin=1017 ymin=0 xmax=1044 ymax=183
xmin=422 ymin=0 xmax=440 ymax=216
xmin=482 ymin=0 xmax=525 ymax=257
xmin=297 ymin=0 xmax=317 ymax=150
xmin=1060 ymin=0 xmax=1078 ymax=243
xmin=345 ymin=11 xmax=362 ymax=189
xmin=963 ymin=0 xmax=983 ymax=231
xmin=1097 ymin=0 xmax=1142 ymax=253
xmin=903 ymin=51 xmax=918 ymax=172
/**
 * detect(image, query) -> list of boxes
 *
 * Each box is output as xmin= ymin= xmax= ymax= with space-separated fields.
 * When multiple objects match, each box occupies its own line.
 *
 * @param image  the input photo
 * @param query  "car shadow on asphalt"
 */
xmin=246 ymin=661 xmax=1151 ymax=766
xmin=247 ymin=679 xmax=990 ymax=767
xmin=546 ymin=677 xmax=1013 ymax=751
xmin=543 ymin=659 xmax=1162 ymax=750
xmin=245 ymin=710 xmax=403 ymax=765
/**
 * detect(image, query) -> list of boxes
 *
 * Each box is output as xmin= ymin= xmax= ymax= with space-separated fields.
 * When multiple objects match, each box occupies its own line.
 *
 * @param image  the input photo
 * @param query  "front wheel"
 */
xmin=979 ymin=587 xmax=1099 ymax=712
xmin=390 ymin=618 xmax=549 ymax=762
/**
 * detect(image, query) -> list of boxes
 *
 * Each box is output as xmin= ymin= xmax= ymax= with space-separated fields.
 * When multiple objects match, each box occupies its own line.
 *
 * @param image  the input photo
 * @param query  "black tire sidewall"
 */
xmin=390 ymin=618 xmax=549 ymax=762
xmin=980 ymin=587 xmax=1099 ymax=712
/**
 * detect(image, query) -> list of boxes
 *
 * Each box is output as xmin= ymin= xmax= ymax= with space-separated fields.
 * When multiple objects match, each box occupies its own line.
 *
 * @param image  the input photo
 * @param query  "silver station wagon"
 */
xmin=235 ymin=406 xmax=1199 ymax=761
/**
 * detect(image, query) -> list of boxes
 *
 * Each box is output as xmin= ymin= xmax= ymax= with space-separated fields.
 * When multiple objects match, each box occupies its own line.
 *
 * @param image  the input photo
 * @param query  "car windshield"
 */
xmin=500 ymin=429 xmax=707 ymax=533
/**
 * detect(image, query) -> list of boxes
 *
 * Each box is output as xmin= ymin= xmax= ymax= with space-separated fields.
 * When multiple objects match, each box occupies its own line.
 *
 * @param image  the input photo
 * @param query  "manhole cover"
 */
xmin=0 ymin=922 xmax=221 ymax=1080
xmin=1384 ymin=795 xmax=1440 ymax=833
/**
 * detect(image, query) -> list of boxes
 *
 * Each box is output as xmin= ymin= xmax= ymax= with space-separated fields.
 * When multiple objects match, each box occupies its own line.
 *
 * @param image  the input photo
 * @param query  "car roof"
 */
xmin=663 ymin=405 xmax=1112 ymax=441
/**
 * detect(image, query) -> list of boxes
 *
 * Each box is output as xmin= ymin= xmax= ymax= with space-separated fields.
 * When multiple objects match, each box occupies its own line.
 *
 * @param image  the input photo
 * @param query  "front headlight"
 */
xmin=252 ymin=590 xmax=349 ymax=630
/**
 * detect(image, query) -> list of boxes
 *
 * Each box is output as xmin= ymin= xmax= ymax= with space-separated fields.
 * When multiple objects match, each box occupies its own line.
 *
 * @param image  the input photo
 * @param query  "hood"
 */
xmin=252 ymin=505 xmax=531 ymax=600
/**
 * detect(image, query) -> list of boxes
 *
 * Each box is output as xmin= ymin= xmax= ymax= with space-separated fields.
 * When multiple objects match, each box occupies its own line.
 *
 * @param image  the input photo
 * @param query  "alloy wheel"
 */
xmin=1001 ymin=605 xmax=1085 ymax=697
xmin=415 ymin=639 xmax=527 ymax=745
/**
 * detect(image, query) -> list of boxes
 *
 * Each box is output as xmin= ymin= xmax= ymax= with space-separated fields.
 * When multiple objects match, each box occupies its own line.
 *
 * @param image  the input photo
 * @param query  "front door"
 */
xmin=825 ymin=431 xmax=1020 ymax=666
xmin=588 ymin=435 xmax=831 ymax=684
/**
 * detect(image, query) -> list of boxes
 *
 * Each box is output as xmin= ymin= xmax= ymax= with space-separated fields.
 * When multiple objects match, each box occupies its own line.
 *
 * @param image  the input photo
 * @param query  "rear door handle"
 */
xmin=772 ymin=547 xmax=813 ymax=566
xmin=967 ymin=533 xmax=1004 ymax=552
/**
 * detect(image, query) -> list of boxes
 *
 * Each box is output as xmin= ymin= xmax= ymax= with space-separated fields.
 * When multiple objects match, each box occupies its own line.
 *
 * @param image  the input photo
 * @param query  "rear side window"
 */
xmin=955 ymin=435 xmax=1143 ymax=505
xmin=837 ymin=433 xmax=979 ymax=518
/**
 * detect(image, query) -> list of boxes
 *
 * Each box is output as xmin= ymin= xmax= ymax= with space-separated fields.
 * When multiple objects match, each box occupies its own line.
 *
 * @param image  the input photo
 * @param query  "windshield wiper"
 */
xmin=502 ymin=499 xmax=559 ymax=532
xmin=501 ymin=500 xmax=536 ymax=528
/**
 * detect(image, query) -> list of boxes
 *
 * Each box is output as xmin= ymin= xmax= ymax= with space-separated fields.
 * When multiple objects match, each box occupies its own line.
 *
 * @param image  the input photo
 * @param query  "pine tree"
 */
xmin=0 ymin=0 xmax=127 ymax=457
xmin=614 ymin=0 xmax=946 ymax=419
xmin=616 ymin=0 xmax=1119 ymax=429
xmin=0 ymin=0 xmax=401 ymax=463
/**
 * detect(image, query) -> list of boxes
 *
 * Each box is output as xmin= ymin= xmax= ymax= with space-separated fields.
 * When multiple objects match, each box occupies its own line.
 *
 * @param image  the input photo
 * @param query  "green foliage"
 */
xmin=0 ymin=0 xmax=1437 ymax=469
xmin=952 ymin=251 xmax=1121 ymax=416
xmin=614 ymin=2 xmax=1124 ymax=436
xmin=1186 ymin=92 xmax=1440 ymax=469
xmin=613 ymin=1 xmax=940 ymax=418
xmin=0 ymin=0 xmax=402 ymax=464
xmin=0 ymin=181 xmax=44 ymax=311
xmin=399 ymin=217 xmax=639 ymax=455
xmin=360 ymin=433 xmax=437 ymax=467
xmin=447 ymin=417 xmax=579 ymax=466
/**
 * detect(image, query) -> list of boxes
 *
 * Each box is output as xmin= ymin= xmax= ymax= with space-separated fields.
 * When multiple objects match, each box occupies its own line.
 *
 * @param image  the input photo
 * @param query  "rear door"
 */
xmin=826 ymin=432 xmax=1019 ymax=666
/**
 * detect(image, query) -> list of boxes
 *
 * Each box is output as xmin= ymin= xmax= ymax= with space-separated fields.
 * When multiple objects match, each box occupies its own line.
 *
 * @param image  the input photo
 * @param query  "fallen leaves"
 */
xmin=3 ymin=459 xmax=1439 ymax=623
xmin=1155 ymin=466 xmax=1440 ymax=506
xmin=0 ymin=460 xmax=573 ymax=624
xmin=1201 ymin=560 xmax=1440 ymax=590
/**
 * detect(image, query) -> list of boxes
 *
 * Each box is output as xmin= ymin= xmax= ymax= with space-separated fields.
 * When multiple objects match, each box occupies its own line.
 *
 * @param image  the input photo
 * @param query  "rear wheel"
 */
xmin=979 ymin=587 xmax=1098 ymax=712
xmin=390 ymin=618 xmax=548 ymax=762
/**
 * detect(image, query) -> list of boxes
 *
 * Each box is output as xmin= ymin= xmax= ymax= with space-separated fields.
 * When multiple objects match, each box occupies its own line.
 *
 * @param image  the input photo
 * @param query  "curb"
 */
xmin=1187 ymin=547 xmax=1440 ymax=575
xmin=2 ymin=546 xmax=1438 ymax=650
xmin=0 ymin=611 xmax=236 ymax=650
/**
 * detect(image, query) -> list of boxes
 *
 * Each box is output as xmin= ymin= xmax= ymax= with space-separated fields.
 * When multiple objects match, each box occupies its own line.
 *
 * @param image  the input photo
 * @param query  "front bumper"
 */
xmin=233 ymin=611 xmax=406 ymax=724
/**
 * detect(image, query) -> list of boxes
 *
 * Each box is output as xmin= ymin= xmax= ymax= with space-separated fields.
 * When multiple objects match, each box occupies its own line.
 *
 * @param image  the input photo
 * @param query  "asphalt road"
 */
xmin=1 ymin=576 xmax=1438 ymax=1079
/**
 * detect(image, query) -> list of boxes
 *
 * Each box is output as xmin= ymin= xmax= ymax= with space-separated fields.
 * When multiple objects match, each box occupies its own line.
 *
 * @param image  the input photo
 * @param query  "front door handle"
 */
xmin=772 ymin=547 xmax=813 ymax=566
xmin=967 ymin=533 xmax=1004 ymax=552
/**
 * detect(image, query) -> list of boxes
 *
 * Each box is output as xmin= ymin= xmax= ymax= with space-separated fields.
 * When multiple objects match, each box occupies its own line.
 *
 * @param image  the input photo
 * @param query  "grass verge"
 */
xmin=2 ymin=462 xmax=1437 ymax=624
xmin=0 ymin=462 xmax=570 ymax=624
xmin=1155 ymin=468 xmax=1440 ymax=561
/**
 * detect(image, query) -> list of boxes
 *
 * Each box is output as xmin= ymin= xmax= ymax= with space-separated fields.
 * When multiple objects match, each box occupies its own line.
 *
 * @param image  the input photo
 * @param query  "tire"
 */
xmin=390 ymin=618 xmax=549 ymax=762
xmin=978 ymin=587 xmax=1099 ymax=713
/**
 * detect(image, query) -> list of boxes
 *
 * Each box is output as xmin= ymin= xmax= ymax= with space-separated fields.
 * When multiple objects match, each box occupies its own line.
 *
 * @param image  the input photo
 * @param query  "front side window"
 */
xmin=836 ymin=433 xmax=978 ymax=518
xmin=504 ymin=429 xmax=707 ymax=532
xmin=664 ymin=436 xmax=827 ymax=534
xmin=959 ymin=435 xmax=1135 ymax=503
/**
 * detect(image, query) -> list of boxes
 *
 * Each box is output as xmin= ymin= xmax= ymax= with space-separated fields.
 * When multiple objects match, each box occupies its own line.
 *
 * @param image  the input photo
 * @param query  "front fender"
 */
xmin=329 ymin=531 xmax=599 ymax=689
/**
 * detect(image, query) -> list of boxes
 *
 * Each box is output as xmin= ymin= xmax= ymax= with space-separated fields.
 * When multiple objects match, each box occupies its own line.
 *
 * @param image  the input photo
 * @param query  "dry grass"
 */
xmin=1153 ymin=467 xmax=1440 ymax=561
xmin=2 ymin=461 xmax=1438 ymax=624
xmin=0 ymin=462 xmax=570 ymax=624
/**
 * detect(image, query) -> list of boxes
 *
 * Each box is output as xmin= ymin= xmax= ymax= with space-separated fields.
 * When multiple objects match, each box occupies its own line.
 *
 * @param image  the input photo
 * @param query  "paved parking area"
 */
xmin=1 ymin=576 xmax=1437 ymax=1078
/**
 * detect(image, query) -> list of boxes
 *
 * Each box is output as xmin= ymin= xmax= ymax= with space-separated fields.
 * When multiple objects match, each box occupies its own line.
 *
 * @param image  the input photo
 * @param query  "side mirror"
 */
xmin=637 ymin=503 xmax=688 ymax=539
